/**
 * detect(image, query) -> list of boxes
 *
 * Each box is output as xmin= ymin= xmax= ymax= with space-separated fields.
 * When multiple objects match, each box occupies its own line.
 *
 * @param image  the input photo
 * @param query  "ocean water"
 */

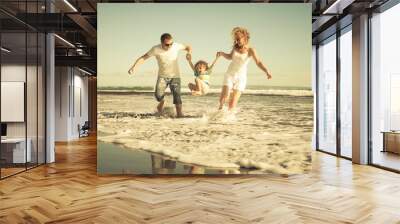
xmin=98 ymin=90 xmax=313 ymax=174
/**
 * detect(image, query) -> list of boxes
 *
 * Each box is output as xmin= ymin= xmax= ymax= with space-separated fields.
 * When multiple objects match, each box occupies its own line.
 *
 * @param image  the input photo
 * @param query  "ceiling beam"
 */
xmin=55 ymin=55 xmax=96 ymax=71
xmin=323 ymin=0 xmax=356 ymax=14
xmin=67 ymin=13 xmax=97 ymax=39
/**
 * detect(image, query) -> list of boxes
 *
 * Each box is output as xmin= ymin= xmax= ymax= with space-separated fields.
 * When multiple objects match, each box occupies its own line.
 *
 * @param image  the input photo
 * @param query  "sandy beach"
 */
xmin=98 ymin=89 xmax=313 ymax=175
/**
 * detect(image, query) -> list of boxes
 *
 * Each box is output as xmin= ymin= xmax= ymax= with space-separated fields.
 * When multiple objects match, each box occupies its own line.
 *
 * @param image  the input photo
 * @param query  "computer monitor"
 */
xmin=1 ymin=123 xmax=7 ymax=137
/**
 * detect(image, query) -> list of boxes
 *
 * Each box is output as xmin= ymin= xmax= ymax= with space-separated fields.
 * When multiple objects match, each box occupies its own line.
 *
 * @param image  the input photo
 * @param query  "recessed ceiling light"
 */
xmin=63 ymin=0 xmax=78 ymax=12
xmin=78 ymin=67 xmax=93 ymax=76
xmin=1 ymin=47 xmax=11 ymax=53
xmin=323 ymin=0 xmax=345 ymax=14
xmin=54 ymin=34 xmax=75 ymax=48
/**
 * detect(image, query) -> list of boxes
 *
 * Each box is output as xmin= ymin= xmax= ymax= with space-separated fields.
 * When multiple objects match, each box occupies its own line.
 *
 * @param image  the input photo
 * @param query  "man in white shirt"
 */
xmin=128 ymin=33 xmax=192 ymax=118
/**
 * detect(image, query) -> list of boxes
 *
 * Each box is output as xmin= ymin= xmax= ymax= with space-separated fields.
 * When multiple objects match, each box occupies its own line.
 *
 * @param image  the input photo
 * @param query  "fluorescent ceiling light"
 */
xmin=1 ymin=47 xmax=11 ymax=53
xmin=323 ymin=0 xmax=343 ymax=14
xmin=323 ymin=0 xmax=355 ymax=15
xmin=63 ymin=0 xmax=78 ymax=12
xmin=78 ymin=67 xmax=93 ymax=76
xmin=54 ymin=34 xmax=75 ymax=48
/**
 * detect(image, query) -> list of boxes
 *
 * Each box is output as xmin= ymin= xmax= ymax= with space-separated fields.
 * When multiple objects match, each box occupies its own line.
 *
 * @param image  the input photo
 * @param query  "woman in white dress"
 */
xmin=217 ymin=27 xmax=272 ymax=111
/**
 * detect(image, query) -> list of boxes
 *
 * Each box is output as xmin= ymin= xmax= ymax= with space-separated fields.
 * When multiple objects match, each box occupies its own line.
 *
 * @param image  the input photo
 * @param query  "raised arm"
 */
xmin=217 ymin=49 xmax=233 ymax=60
xmin=209 ymin=53 xmax=221 ymax=70
xmin=249 ymin=48 xmax=272 ymax=79
xmin=186 ymin=53 xmax=195 ymax=71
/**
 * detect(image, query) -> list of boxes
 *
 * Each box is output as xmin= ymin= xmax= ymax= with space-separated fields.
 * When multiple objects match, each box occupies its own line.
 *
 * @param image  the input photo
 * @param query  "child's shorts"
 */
xmin=202 ymin=82 xmax=210 ymax=94
xmin=196 ymin=77 xmax=210 ymax=94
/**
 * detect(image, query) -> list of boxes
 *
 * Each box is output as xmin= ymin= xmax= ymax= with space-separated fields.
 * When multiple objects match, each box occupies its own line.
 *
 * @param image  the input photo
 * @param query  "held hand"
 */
xmin=266 ymin=72 xmax=272 ymax=79
xmin=186 ymin=53 xmax=192 ymax=61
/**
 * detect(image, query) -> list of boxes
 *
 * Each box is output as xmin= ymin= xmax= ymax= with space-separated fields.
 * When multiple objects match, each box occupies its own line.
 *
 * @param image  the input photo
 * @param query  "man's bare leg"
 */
xmin=157 ymin=100 xmax=165 ymax=114
xmin=175 ymin=104 xmax=184 ymax=118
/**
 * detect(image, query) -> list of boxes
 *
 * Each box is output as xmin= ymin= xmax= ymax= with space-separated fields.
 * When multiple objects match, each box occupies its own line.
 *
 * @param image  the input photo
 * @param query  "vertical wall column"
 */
xmin=352 ymin=14 xmax=369 ymax=164
xmin=88 ymin=77 xmax=97 ymax=133
xmin=46 ymin=33 xmax=55 ymax=163
xmin=45 ymin=0 xmax=55 ymax=163
xmin=312 ymin=45 xmax=317 ymax=150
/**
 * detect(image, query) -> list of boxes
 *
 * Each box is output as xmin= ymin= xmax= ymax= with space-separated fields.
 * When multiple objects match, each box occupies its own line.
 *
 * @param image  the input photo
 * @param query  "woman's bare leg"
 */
xmin=228 ymin=90 xmax=242 ymax=111
xmin=219 ymin=85 xmax=230 ymax=109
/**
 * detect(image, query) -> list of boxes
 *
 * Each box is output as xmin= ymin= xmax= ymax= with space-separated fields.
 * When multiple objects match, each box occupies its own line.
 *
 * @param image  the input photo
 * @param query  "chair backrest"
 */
xmin=82 ymin=121 xmax=90 ymax=129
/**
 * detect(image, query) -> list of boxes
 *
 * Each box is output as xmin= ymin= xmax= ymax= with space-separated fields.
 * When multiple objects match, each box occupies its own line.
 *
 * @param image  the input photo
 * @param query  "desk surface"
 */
xmin=1 ymin=138 xmax=29 ymax=143
xmin=381 ymin=131 xmax=400 ymax=134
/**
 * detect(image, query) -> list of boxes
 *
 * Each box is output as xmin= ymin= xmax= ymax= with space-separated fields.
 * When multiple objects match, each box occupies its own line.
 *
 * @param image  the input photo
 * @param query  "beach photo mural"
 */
xmin=97 ymin=3 xmax=312 ymax=175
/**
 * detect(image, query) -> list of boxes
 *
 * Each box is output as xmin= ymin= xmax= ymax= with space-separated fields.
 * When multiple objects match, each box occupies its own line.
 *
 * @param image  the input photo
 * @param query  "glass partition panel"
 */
xmin=0 ymin=1 xmax=46 ymax=179
xmin=317 ymin=35 xmax=337 ymax=154
xmin=27 ymin=30 xmax=38 ymax=169
xmin=1 ymin=31 xmax=27 ymax=177
xmin=38 ymin=32 xmax=46 ymax=165
xmin=339 ymin=28 xmax=352 ymax=158
xmin=371 ymin=4 xmax=400 ymax=171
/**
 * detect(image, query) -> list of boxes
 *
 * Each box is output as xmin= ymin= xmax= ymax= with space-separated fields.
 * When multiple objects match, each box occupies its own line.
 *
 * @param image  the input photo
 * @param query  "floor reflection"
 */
xmin=150 ymin=154 xmax=244 ymax=174
xmin=98 ymin=142 xmax=256 ymax=175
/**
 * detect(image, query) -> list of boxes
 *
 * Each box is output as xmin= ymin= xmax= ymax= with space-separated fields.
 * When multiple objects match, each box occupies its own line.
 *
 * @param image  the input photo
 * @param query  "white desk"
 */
xmin=1 ymin=138 xmax=32 ymax=163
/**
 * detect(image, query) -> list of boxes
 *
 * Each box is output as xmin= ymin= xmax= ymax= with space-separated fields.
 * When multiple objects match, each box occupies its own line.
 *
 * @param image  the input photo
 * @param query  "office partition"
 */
xmin=0 ymin=1 xmax=47 ymax=179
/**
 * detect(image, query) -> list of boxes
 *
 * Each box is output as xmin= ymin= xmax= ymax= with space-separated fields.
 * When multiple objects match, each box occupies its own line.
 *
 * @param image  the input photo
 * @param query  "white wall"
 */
xmin=77 ymin=72 xmax=89 ymax=138
xmin=1 ymin=66 xmax=26 ymax=131
xmin=1 ymin=65 xmax=26 ymax=81
xmin=55 ymin=67 xmax=89 ymax=141
xmin=1 ymin=82 xmax=25 ymax=122
xmin=1 ymin=65 xmax=38 ymax=138
xmin=55 ymin=66 xmax=70 ymax=141
xmin=1 ymin=63 xmax=46 ymax=164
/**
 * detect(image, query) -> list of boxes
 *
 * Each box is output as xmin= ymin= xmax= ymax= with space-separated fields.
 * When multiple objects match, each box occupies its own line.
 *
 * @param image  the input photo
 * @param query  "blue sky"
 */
xmin=98 ymin=3 xmax=311 ymax=88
